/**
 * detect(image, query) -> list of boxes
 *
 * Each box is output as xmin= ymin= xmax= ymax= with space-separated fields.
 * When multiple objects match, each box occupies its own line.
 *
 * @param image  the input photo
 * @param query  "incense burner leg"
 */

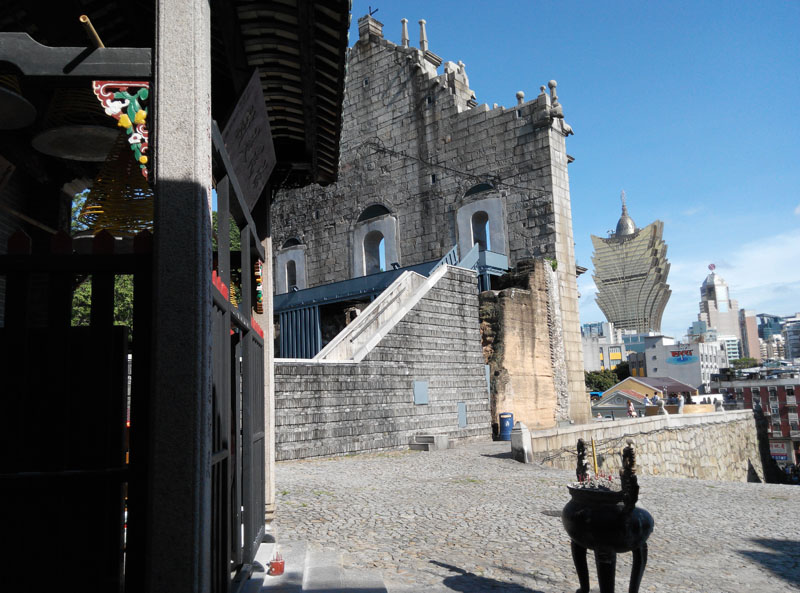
xmin=570 ymin=541 xmax=591 ymax=593
xmin=594 ymin=549 xmax=617 ymax=593
xmin=629 ymin=543 xmax=648 ymax=593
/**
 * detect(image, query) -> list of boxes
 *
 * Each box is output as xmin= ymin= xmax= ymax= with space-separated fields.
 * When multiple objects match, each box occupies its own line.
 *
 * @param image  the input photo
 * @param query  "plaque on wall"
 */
xmin=222 ymin=70 xmax=275 ymax=212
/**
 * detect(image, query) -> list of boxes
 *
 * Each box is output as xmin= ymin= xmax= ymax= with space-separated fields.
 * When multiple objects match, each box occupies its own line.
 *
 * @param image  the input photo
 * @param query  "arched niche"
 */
xmin=471 ymin=210 xmax=490 ymax=251
xmin=352 ymin=205 xmax=398 ymax=277
xmin=363 ymin=230 xmax=386 ymax=275
xmin=275 ymin=238 xmax=307 ymax=293
xmin=456 ymin=195 xmax=506 ymax=258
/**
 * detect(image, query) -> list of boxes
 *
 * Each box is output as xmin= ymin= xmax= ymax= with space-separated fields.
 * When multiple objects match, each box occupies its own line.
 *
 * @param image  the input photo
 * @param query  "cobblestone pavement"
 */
xmin=273 ymin=439 xmax=800 ymax=592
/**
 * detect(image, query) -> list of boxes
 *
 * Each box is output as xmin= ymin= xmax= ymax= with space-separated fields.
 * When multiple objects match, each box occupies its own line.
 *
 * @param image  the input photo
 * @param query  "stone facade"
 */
xmin=272 ymin=14 xmax=588 ymax=422
xmin=274 ymin=266 xmax=491 ymax=460
xmin=528 ymin=410 xmax=765 ymax=482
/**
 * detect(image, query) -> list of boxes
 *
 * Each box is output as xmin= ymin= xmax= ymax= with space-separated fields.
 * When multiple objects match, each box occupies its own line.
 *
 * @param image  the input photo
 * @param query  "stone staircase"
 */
xmin=242 ymin=540 xmax=387 ymax=593
xmin=408 ymin=433 xmax=450 ymax=452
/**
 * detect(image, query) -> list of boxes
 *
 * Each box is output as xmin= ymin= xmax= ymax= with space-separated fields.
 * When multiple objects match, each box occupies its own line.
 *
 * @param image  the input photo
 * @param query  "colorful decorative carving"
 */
xmin=254 ymin=260 xmax=264 ymax=314
xmin=92 ymin=81 xmax=150 ymax=178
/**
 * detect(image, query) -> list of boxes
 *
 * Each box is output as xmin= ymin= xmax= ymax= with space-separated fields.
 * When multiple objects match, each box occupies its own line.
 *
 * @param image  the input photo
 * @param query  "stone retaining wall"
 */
xmin=529 ymin=410 xmax=764 ymax=482
xmin=275 ymin=266 xmax=491 ymax=460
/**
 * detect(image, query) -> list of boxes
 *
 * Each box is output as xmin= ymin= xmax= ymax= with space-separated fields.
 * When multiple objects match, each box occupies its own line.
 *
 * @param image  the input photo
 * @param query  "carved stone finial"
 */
xmin=516 ymin=90 xmax=525 ymax=105
xmin=418 ymin=19 xmax=428 ymax=51
xmin=539 ymin=85 xmax=547 ymax=95
xmin=548 ymin=79 xmax=558 ymax=102
xmin=400 ymin=18 xmax=409 ymax=47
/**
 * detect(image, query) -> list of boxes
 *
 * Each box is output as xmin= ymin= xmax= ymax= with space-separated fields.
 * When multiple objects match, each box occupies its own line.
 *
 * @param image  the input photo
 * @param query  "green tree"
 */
xmin=729 ymin=357 xmax=758 ymax=370
xmin=211 ymin=211 xmax=241 ymax=251
xmin=613 ymin=361 xmax=631 ymax=381
xmin=71 ymin=275 xmax=135 ymax=333
xmin=70 ymin=189 xmax=135 ymax=335
xmin=584 ymin=369 xmax=619 ymax=392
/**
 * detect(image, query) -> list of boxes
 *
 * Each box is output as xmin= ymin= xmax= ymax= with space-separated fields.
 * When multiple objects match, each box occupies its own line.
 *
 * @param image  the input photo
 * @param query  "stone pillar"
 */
xmin=418 ymin=19 xmax=428 ymax=52
xmin=149 ymin=0 xmax=212 ymax=590
xmin=400 ymin=18 xmax=409 ymax=48
xmin=542 ymin=82 xmax=590 ymax=424
xmin=259 ymin=234 xmax=277 ymax=522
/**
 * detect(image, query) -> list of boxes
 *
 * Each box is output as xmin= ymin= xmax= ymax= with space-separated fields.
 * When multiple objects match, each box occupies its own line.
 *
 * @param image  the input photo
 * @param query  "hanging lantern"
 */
xmin=78 ymin=133 xmax=153 ymax=236
xmin=31 ymin=86 xmax=120 ymax=161
xmin=0 ymin=74 xmax=36 ymax=130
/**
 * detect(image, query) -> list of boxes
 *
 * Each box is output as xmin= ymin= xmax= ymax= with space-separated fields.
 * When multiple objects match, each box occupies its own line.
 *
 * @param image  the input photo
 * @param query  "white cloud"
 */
xmin=795 ymin=203 xmax=800 ymax=216
xmin=659 ymin=229 xmax=800 ymax=337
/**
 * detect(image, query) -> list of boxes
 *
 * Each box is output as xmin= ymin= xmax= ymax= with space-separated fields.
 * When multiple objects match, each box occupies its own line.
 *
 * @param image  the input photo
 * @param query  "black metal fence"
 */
xmin=210 ymin=126 xmax=267 ymax=588
xmin=0 ymin=229 xmax=152 ymax=592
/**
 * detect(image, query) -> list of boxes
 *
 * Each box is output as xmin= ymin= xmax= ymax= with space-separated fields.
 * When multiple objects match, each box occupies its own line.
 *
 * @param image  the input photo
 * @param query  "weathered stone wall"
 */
xmin=480 ymin=258 xmax=569 ymax=430
xmin=528 ymin=410 xmax=764 ymax=482
xmin=275 ymin=266 xmax=491 ymax=460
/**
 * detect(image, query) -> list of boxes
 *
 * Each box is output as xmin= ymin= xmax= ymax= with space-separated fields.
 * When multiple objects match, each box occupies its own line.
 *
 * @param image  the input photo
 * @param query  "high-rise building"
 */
xmin=687 ymin=319 xmax=718 ymax=343
xmin=761 ymin=334 xmax=786 ymax=361
xmin=590 ymin=193 xmax=671 ymax=332
xmin=697 ymin=266 xmax=742 ymax=349
xmin=784 ymin=315 xmax=800 ymax=361
xmin=739 ymin=309 xmax=762 ymax=362
xmin=758 ymin=314 xmax=784 ymax=340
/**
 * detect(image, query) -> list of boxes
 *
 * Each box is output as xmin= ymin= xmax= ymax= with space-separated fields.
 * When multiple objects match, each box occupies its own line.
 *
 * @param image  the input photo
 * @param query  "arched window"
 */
xmin=456 ymin=196 xmax=506 ymax=260
xmin=286 ymin=260 xmax=297 ymax=290
xmin=363 ymin=230 xmax=386 ymax=275
xmin=352 ymin=205 xmax=398 ymax=278
xmin=471 ymin=211 xmax=490 ymax=251
xmin=275 ymin=239 xmax=307 ymax=294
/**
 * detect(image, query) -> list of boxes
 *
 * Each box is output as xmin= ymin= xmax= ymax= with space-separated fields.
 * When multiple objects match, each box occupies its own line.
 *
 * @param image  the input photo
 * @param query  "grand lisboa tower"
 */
xmin=590 ymin=192 xmax=671 ymax=332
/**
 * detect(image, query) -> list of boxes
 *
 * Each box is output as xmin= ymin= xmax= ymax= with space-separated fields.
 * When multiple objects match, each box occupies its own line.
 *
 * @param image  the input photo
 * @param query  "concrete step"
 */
xmin=410 ymin=433 xmax=449 ymax=451
xmin=341 ymin=568 xmax=388 ymax=592
xmin=255 ymin=540 xmax=387 ymax=593
xmin=302 ymin=544 xmax=343 ymax=592
xmin=259 ymin=540 xmax=306 ymax=592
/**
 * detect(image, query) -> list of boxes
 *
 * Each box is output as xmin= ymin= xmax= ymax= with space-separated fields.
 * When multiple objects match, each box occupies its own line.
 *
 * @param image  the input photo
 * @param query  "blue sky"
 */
xmin=348 ymin=0 xmax=800 ymax=339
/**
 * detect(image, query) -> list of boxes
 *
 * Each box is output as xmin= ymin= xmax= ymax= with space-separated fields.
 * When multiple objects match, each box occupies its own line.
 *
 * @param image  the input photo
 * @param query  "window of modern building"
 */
xmin=787 ymin=386 xmax=795 ymax=396
xmin=771 ymin=405 xmax=779 ymax=416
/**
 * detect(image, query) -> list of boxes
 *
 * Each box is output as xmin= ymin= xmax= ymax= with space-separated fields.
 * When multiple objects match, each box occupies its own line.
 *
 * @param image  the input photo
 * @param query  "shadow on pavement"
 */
xmin=480 ymin=450 xmax=513 ymax=459
xmin=738 ymin=538 xmax=800 ymax=587
xmin=430 ymin=560 xmax=545 ymax=592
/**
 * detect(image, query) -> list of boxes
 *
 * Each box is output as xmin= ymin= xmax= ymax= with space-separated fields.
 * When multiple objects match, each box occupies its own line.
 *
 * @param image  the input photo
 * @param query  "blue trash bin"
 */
xmin=499 ymin=412 xmax=514 ymax=441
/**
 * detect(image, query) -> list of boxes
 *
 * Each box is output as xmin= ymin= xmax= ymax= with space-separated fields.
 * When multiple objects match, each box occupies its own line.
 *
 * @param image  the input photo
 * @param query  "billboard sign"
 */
xmin=770 ymin=441 xmax=789 ymax=461
xmin=666 ymin=348 xmax=698 ymax=365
